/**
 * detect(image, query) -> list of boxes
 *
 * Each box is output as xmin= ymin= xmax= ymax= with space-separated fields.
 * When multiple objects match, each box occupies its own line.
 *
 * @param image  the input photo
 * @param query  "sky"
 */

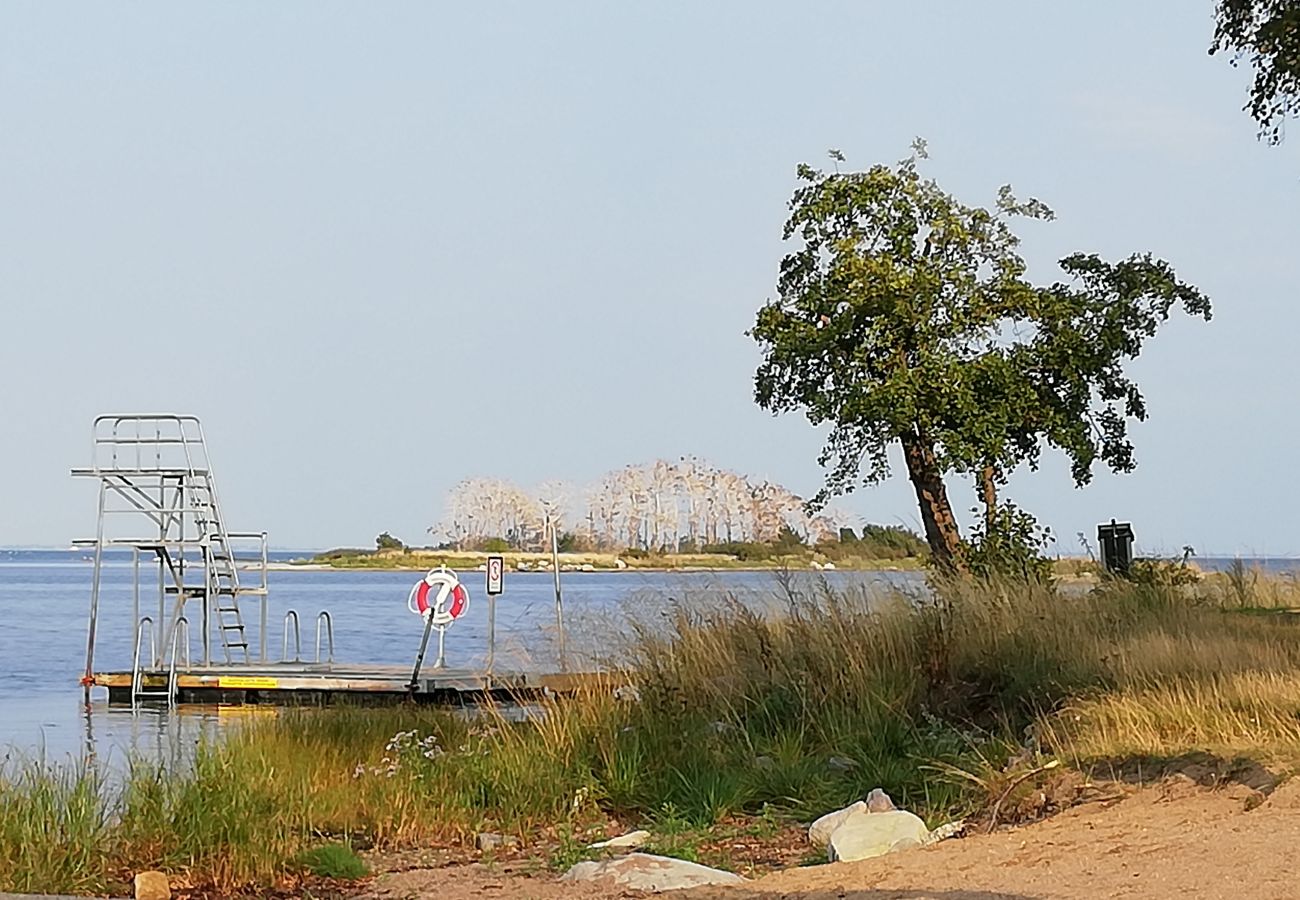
xmin=1 ymin=2 xmax=1297 ymax=556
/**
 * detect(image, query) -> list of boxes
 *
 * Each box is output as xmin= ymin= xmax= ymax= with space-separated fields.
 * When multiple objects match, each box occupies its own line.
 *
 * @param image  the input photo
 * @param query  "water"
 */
xmin=0 ymin=549 xmax=919 ymax=761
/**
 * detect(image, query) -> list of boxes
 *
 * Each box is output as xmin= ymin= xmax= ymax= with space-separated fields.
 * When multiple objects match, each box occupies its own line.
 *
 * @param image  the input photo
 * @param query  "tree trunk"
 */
xmin=901 ymin=432 xmax=965 ymax=571
xmin=980 ymin=465 xmax=998 ymax=535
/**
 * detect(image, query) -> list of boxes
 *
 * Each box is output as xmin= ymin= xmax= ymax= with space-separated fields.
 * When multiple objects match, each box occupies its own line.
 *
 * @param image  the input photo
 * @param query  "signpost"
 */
xmin=486 ymin=555 xmax=503 ymax=672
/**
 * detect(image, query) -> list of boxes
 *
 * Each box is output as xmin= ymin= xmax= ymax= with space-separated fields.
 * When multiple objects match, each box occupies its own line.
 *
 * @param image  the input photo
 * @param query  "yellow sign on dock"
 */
xmin=217 ymin=675 xmax=280 ymax=689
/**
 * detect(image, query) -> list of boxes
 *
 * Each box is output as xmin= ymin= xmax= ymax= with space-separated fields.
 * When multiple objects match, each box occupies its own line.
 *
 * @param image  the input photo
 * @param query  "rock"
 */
xmin=808 ymin=800 xmax=867 ymax=848
xmin=922 ymin=820 xmax=966 ymax=845
xmin=865 ymin=787 xmax=897 ymax=812
xmin=822 ymin=562 xmax=837 ymax=570
xmin=475 ymin=832 xmax=518 ymax=852
xmin=827 ymin=755 xmax=858 ymax=772
xmin=614 ymin=558 xmax=628 ymax=569
xmin=588 ymin=829 xmax=652 ymax=850
xmin=826 ymin=810 xmax=930 ymax=862
xmin=134 ymin=871 xmax=171 ymax=900
xmin=562 ymin=853 xmax=745 ymax=892
xmin=810 ymin=561 xmax=823 ymax=570
xmin=581 ymin=563 xmax=596 ymax=572
xmin=753 ymin=754 xmax=776 ymax=771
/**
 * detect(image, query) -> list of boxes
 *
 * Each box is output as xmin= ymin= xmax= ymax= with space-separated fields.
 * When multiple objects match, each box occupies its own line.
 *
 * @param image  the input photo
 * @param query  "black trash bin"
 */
xmin=1097 ymin=520 xmax=1134 ymax=575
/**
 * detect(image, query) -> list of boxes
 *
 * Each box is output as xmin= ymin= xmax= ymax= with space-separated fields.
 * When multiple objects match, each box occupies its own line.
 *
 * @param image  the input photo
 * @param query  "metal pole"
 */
xmin=260 ymin=531 xmax=268 ymax=662
xmin=131 ymin=548 xmax=140 ymax=646
xmin=408 ymin=613 xmax=436 ymax=692
xmin=549 ymin=516 xmax=567 ymax=672
xmin=487 ymin=593 xmax=496 ymax=675
xmin=83 ymin=482 xmax=108 ymax=701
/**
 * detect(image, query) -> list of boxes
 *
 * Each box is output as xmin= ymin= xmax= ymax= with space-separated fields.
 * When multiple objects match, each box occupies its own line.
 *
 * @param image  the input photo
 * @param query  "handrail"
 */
xmin=314 ymin=611 xmax=334 ymax=664
xmin=131 ymin=616 xmax=156 ymax=703
xmin=167 ymin=616 xmax=190 ymax=707
xmin=282 ymin=610 xmax=301 ymax=662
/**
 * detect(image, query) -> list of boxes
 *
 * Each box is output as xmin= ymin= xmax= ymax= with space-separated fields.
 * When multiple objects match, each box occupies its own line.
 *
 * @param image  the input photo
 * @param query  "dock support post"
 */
xmin=83 ymin=482 xmax=108 ymax=700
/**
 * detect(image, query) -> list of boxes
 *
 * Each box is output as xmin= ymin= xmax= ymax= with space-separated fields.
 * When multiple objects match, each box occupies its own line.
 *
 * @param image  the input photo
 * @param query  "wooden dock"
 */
xmin=92 ymin=663 xmax=610 ymax=705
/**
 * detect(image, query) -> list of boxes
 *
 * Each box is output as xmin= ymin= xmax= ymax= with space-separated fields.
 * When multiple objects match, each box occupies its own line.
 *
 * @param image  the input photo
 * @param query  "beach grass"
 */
xmin=5 ymin=571 xmax=1300 ymax=894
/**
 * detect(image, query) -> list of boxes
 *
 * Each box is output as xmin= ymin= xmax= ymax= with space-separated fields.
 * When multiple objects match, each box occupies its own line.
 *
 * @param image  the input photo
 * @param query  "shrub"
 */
xmin=297 ymin=843 xmax=368 ymax=879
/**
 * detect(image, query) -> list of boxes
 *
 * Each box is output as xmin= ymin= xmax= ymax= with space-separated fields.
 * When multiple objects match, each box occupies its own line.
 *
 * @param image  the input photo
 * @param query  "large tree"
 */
xmin=751 ymin=144 xmax=1210 ymax=570
xmin=1211 ymin=0 xmax=1300 ymax=143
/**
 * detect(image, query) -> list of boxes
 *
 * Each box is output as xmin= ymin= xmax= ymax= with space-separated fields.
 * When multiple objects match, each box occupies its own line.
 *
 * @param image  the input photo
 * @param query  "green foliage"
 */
xmin=750 ymin=143 xmax=1210 ymax=561
xmin=556 ymin=531 xmax=583 ymax=552
xmin=297 ymin=842 xmax=368 ymax=879
xmin=1211 ymin=1 xmax=1300 ymax=142
xmin=963 ymin=503 xmax=1053 ymax=582
xmin=375 ymin=532 xmax=405 ymax=552
xmin=479 ymin=537 xmax=511 ymax=553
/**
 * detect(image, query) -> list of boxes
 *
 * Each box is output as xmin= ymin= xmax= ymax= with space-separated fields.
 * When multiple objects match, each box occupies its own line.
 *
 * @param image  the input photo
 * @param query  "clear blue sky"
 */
xmin=1 ymin=2 xmax=1296 ymax=556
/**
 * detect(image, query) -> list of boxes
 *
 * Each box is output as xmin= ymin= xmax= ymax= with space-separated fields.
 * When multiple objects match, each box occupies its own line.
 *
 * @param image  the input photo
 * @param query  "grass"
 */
xmin=6 ymin=571 xmax=1300 ymax=894
xmin=297 ymin=843 xmax=368 ymax=879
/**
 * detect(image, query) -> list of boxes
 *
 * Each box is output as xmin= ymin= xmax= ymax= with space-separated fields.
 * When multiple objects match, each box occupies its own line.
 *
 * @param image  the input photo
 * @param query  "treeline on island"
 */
xmin=313 ymin=458 xmax=929 ymax=567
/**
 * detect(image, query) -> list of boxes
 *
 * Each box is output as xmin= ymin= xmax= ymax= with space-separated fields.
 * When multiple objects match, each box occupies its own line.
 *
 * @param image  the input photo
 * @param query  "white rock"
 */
xmin=808 ymin=800 xmax=868 ymax=848
xmin=475 ymin=831 xmax=518 ymax=851
xmin=827 ymin=755 xmax=857 ymax=771
xmin=811 ymin=561 xmax=824 ymax=570
xmin=614 ymin=558 xmax=628 ymax=569
xmin=562 ymin=853 xmax=745 ymax=892
xmin=588 ymin=829 xmax=652 ymax=850
xmin=822 ymin=562 xmax=837 ymax=570
xmin=923 ymin=820 xmax=966 ymax=845
xmin=581 ymin=563 xmax=596 ymax=572
xmin=827 ymin=810 xmax=930 ymax=863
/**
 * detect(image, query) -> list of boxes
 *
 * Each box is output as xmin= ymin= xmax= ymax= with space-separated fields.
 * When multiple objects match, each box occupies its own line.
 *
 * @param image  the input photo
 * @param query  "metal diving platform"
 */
xmin=74 ymin=415 xmax=601 ymax=707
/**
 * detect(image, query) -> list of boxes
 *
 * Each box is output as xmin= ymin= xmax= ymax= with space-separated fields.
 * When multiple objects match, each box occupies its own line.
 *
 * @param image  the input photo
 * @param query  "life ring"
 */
xmin=407 ymin=567 xmax=469 ymax=627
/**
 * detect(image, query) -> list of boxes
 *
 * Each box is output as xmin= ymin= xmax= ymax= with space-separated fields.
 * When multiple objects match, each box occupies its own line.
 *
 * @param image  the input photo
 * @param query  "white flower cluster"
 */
xmin=351 ymin=729 xmax=444 ymax=779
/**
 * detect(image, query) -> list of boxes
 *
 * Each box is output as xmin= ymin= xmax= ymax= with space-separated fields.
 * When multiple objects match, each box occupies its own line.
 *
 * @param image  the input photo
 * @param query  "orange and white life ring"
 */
xmin=408 ymin=567 xmax=469 ymax=627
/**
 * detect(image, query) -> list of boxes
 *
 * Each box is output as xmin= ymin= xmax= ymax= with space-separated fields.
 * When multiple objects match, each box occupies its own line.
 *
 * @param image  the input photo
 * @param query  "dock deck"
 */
xmin=93 ymin=663 xmax=608 ymax=705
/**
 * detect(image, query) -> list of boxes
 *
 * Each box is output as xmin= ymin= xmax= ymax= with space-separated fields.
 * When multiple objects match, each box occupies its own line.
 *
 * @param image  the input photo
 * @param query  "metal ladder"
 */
xmin=186 ymin=471 xmax=249 ymax=662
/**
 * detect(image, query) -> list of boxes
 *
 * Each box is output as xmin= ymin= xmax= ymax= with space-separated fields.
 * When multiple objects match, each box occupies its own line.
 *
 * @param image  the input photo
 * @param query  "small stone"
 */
xmin=827 ymin=755 xmax=857 ymax=771
xmin=923 ymin=820 xmax=966 ymax=845
xmin=809 ymin=801 xmax=868 ymax=848
xmin=581 ymin=563 xmax=596 ymax=572
xmin=562 ymin=853 xmax=745 ymax=891
xmin=822 ymin=562 xmax=837 ymax=570
xmin=134 ymin=871 xmax=171 ymax=900
xmin=475 ymin=832 xmax=518 ymax=852
xmin=753 ymin=755 xmax=776 ymax=771
xmin=588 ymin=829 xmax=652 ymax=850
xmin=827 ymin=810 xmax=930 ymax=862
xmin=865 ymin=787 xmax=897 ymax=812
xmin=614 ymin=558 xmax=628 ymax=569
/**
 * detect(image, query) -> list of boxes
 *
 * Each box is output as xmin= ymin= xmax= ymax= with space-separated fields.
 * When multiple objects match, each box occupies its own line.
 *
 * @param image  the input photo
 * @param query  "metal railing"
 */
xmin=281 ymin=610 xmax=301 ymax=662
xmin=315 ymin=611 xmax=334 ymax=664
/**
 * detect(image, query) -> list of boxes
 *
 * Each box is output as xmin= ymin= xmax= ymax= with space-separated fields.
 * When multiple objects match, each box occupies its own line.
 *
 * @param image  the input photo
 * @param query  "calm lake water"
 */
xmin=0 ymin=549 xmax=922 ymax=762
